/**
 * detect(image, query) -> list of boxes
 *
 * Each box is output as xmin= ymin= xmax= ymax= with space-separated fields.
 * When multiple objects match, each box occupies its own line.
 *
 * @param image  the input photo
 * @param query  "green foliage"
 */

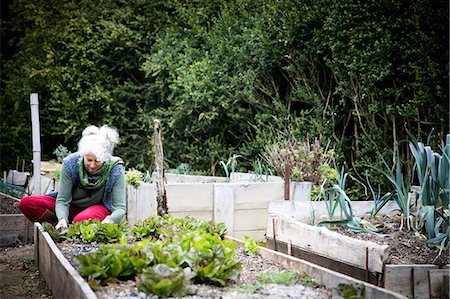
xmin=369 ymin=143 xmax=412 ymax=229
xmin=250 ymin=159 xmax=274 ymax=182
xmin=231 ymin=270 xmax=305 ymax=294
xmin=220 ymin=154 xmax=242 ymax=180
xmin=242 ymin=236 xmax=258 ymax=256
xmin=51 ymin=168 xmax=61 ymax=183
xmin=263 ymin=137 xmax=335 ymax=185
xmin=76 ymin=241 xmax=153 ymax=287
xmin=53 ymin=145 xmax=71 ymax=163
xmin=335 ymin=283 xmax=365 ymax=299
xmin=316 ymin=165 xmax=380 ymax=234
xmin=131 ymin=214 xmax=228 ymax=242
xmin=125 ymin=169 xmax=143 ymax=187
xmin=138 ymin=264 xmax=197 ymax=297
xmin=408 ymin=132 xmax=450 ymax=253
xmin=1 ymin=0 xmax=448 ymax=192
xmin=42 ymin=222 xmax=67 ymax=243
xmin=167 ymin=163 xmax=193 ymax=175
xmin=66 ymin=219 xmax=128 ymax=243
xmin=256 ymin=270 xmax=299 ymax=285
xmin=74 ymin=215 xmax=241 ymax=297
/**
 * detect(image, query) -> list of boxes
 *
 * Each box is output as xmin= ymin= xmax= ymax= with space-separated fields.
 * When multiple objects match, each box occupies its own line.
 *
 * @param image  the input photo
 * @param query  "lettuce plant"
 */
xmin=72 ymin=215 xmax=242 ymax=297
xmin=66 ymin=219 xmax=128 ymax=243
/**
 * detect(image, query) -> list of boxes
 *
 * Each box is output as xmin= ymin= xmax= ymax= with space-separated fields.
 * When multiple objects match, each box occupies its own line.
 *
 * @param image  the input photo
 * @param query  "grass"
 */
xmin=230 ymin=270 xmax=313 ymax=294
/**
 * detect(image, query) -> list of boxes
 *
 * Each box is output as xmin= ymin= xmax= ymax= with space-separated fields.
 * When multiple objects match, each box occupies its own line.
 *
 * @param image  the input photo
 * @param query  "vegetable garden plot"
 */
xmin=266 ymin=215 xmax=449 ymax=299
xmin=36 ymin=215 xmax=404 ymax=299
xmin=40 ymin=216 xmax=334 ymax=298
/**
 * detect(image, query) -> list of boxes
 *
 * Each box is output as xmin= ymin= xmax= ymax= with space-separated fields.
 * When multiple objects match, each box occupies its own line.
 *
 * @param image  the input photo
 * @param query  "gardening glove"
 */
xmin=55 ymin=218 xmax=68 ymax=230
xmin=101 ymin=217 xmax=114 ymax=224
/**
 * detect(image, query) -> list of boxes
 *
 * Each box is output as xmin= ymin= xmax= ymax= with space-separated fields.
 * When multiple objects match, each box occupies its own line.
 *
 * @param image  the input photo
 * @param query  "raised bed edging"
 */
xmin=266 ymin=215 xmax=449 ymax=299
xmin=35 ymin=222 xmax=406 ymax=299
xmin=230 ymin=236 xmax=406 ymax=299
xmin=0 ymin=214 xmax=33 ymax=246
xmin=126 ymin=181 xmax=313 ymax=242
xmin=34 ymin=223 xmax=96 ymax=299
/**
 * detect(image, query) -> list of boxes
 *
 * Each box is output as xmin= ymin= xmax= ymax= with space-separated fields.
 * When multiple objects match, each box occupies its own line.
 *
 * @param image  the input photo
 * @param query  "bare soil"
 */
xmin=0 ymin=244 xmax=53 ymax=299
xmin=330 ymin=214 xmax=449 ymax=266
xmin=0 ymin=195 xmax=53 ymax=299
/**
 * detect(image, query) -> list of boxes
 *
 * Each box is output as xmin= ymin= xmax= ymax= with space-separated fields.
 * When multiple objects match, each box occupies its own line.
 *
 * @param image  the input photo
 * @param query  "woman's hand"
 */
xmin=55 ymin=218 xmax=68 ymax=230
xmin=101 ymin=217 xmax=114 ymax=224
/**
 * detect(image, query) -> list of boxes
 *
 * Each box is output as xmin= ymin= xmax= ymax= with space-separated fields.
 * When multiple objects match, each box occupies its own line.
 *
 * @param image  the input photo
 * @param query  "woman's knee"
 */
xmin=18 ymin=195 xmax=35 ymax=212
xmin=73 ymin=205 xmax=110 ymax=223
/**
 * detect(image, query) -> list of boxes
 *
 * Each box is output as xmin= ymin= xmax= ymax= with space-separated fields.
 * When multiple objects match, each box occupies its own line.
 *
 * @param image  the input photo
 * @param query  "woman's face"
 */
xmin=83 ymin=153 xmax=104 ymax=172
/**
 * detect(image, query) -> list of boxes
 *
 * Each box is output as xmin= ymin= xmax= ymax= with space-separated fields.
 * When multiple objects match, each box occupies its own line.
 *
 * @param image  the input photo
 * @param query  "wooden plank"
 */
xmin=166 ymin=184 xmax=214 ymax=212
xmin=430 ymin=268 xmax=449 ymax=299
xmin=126 ymin=186 xmax=138 ymax=226
xmin=164 ymin=173 xmax=227 ymax=183
xmin=384 ymin=264 xmax=449 ymax=299
xmin=136 ymin=183 xmax=156 ymax=221
xmin=0 ymin=214 xmax=29 ymax=230
xmin=233 ymin=182 xmax=284 ymax=209
xmin=170 ymin=211 xmax=212 ymax=221
xmin=213 ymin=184 xmax=235 ymax=235
xmin=234 ymin=209 xmax=267 ymax=231
xmin=36 ymin=223 xmax=97 ymax=299
xmin=227 ymin=236 xmax=407 ymax=299
xmin=266 ymin=237 xmax=380 ymax=285
xmin=233 ymin=230 xmax=266 ymax=242
xmin=0 ymin=214 xmax=33 ymax=247
xmin=267 ymin=216 xmax=389 ymax=273
xmin=0 ymin=192 xmax=24 ymax=201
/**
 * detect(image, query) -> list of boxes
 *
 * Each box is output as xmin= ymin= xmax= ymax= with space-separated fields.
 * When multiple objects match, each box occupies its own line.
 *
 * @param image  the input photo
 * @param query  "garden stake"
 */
xmin=272 ymin=217 xmax=277 ymax=250
xmin=24 ymin=218 xmax=29 ymax=244
xmin=287 ymin=240 xmax=292 ymax=256
xmin=410 ymin=267 xmax=415 ymax=297
xmin=284 ymin=163 xmax=291 ymax=200
xmin=365 ymin=246 xmax=369 ymax=282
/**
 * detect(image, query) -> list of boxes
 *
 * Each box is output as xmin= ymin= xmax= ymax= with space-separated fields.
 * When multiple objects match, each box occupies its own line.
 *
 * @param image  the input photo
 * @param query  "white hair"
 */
xmin=78 ymin=125 xmax=120 ymax=162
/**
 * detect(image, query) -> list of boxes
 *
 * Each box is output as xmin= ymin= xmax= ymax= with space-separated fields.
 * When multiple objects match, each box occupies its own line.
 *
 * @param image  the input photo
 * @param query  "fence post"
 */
xmin=30 ymin=93 xmax=41 ymax=195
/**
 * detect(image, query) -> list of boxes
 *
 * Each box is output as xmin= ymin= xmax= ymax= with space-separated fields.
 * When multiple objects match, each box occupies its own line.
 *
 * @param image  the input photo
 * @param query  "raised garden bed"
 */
xmin=0 ymin=195 xmax=33 ymax=246
xmin=266 ymin=215 xmax=449 ymax=299
xmin=34 ymin=219 xmax=405 ymax=299
xmin=126 ymin=180 xmax=311 ymax=241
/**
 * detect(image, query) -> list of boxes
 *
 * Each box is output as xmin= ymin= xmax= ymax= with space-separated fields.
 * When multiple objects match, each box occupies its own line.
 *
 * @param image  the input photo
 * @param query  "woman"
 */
xmin=19 ymin=125 xmax=126 ymax=229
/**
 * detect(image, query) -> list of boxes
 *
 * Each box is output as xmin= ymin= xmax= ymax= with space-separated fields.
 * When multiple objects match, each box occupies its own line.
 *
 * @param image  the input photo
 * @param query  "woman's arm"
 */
xmin=106 ymin=173 xmax=126 ymax=223
xmin=55 ymin=166 xmax=73 ymax=223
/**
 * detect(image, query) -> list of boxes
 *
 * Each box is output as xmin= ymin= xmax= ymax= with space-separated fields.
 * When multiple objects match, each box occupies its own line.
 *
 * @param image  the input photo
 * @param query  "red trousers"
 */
xmin=19 ymin=195 xmax=110 ymax=224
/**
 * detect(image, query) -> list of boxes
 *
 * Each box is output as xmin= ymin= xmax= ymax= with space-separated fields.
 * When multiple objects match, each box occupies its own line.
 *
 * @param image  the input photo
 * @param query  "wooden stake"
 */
xmin=272 ymin=217 xmax=277 ymax=250
xmin=365 ymin=246 xmax=369 ymax=282
xmin=154 ymin=119 xmax=168 ymax=216
xmin=284 ymin=163 xmax=291 ymax=200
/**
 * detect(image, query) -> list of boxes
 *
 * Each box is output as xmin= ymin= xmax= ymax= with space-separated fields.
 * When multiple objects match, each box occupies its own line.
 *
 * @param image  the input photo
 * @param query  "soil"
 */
xmin=1 ymin=196 xmax=21 ymax=214
xmin=330 ymin=214 xmax=449 ymax=266
xmin=1 ymin=194 xmax=448 ymax=298
xmin=0 ymin=244 xmax=53 ymax=299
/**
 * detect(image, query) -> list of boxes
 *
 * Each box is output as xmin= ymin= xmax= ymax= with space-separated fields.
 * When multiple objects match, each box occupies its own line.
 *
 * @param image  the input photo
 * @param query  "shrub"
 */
xmin=263 ymin=137 xmax=335 ymax=185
